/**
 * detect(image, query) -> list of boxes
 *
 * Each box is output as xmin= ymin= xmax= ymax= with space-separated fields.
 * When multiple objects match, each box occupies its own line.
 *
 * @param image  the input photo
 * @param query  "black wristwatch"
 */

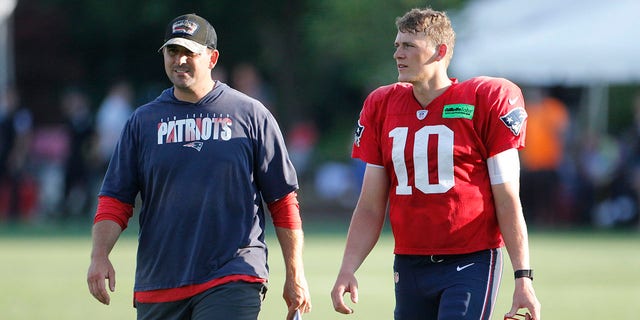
xmin=514 ymin=269 xmax=534 ymax=280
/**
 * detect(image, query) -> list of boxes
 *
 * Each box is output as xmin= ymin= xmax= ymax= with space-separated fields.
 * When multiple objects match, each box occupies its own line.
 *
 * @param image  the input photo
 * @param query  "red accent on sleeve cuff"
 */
xmin=267 ymin=191 xmax=302 ymax=229
xmin=94 ymin=195 xmax=134 ymax=230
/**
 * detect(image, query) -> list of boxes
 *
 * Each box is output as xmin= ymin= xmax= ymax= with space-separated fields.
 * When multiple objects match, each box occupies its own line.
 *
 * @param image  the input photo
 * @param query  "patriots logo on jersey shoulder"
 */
xmin=354 ymin=120 xmax=365 ymax=147
xmin=183 ymin=141 xmax=204 ymax=151
xmin=500 ymin=107 xmax=527 ymax=136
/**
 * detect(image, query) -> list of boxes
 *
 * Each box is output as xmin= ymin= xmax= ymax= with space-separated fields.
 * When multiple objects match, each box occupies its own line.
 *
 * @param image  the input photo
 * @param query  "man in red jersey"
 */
xmin=331 ymin=7 xmax=541 ymax=320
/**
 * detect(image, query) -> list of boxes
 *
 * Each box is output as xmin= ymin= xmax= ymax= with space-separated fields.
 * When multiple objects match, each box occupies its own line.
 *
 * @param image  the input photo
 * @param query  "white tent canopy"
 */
xmin=450 ymin=0 xmax=640 ymax=86
xmin=0 ymin=0 xmax=18 ymax=91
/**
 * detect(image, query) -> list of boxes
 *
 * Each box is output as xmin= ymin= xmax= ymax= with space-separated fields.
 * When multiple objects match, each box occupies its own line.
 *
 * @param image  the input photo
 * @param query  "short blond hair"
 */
xmin=396 ymin=8 xmax=456 ymax=63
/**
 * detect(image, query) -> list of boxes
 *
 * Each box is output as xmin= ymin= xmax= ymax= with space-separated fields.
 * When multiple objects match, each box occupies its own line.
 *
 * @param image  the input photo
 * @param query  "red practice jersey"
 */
xmin=353 ymin=77 xmax=527 ymax=255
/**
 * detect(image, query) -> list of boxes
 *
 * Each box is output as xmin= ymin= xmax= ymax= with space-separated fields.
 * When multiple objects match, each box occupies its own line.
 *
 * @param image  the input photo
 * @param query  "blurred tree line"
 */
xmin=12 ymin=0 xmax=466 ymax=160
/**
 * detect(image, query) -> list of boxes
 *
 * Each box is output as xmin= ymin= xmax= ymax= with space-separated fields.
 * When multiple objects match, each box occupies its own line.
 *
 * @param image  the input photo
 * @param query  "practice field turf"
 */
xmin=0 ymin=224 xmax=638 ymax=319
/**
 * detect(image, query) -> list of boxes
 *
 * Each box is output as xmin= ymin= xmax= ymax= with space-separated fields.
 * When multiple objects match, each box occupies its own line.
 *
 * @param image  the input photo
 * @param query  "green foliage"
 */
xmin=304 ymin=0 xmax=467 ymax=89
xmin=608 ymin=85 xmax=639 ymax=135
xmin=14 ymin=0 xmax=466 ymax=125
xmin=305 ymin=0 xmax=417 ymax=88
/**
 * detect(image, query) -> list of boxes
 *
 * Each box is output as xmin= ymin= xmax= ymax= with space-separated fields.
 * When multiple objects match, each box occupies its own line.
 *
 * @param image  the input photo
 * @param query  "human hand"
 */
xmin=505 ymin=279 xmax=540 ymax=320
xmin=330 ymin=272 xmax=359 ymax=314
xmin=283 ymin=275 xmax=311 ymax=320
xmin=87 ymin=256 xmax=116 ymax=305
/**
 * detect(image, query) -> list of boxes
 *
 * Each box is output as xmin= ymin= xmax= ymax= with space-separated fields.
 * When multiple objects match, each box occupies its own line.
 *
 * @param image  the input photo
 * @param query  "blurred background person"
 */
xmin=577 ymin=131 xmax=627 ymax=227
xmin=231 ymin=62 xmax=274 ymax=112
xmin=595 ymin=91 xmax=640 ymax=229
xmin=0 ymin=85 xmax=34 ymax=223
xmin=59 ymin=87 xmax=98 ymax=221
xmin=95 ymin=80 xmax=134 ymax=174
xmin=286 ymin=120 xmax=318 ymax=178
xmin=519 ymin=87 xmax=570 ymax=226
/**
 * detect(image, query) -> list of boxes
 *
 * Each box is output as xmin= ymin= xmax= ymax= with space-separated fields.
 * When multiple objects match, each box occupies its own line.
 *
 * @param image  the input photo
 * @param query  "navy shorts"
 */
xmin=393 ymin=248 xmax=503 ymax=320
xmin=136 ymin=281 xmax=267 ymax=320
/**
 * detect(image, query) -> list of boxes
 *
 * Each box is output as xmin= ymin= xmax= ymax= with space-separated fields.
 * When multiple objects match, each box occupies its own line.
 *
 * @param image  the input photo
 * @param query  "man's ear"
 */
xmin=209 ymin=50 xmax=220 ymax=68
xmin=435 ymin=44 xmax=448 ymax=61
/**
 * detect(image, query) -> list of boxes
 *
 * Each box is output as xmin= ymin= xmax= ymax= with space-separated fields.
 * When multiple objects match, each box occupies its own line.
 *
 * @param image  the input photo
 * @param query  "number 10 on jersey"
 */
xmin=389 ymin=125 xmax=455 ymax=195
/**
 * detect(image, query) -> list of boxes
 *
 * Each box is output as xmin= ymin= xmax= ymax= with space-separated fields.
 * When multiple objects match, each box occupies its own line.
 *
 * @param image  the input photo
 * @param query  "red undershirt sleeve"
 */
xmin=94 ymin=195 xmax=134 ymax=230
xmin=267 ymin=191 xmax=302 ymax=229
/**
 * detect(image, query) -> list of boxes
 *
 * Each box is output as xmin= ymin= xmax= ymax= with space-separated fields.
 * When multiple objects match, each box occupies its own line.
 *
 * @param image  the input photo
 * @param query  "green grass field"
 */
xmin=0 ymin=224 xmax=638 ymax=319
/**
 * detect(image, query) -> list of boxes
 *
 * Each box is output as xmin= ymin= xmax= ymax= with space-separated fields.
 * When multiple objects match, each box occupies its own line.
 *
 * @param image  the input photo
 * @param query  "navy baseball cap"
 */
xmin=159 ymin=13 xmax=217 ymax=54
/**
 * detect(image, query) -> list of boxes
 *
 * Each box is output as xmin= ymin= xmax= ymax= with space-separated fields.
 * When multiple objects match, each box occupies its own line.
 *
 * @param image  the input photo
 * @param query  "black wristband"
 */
xmin=514 ymin=269 xmax=534 ymax=280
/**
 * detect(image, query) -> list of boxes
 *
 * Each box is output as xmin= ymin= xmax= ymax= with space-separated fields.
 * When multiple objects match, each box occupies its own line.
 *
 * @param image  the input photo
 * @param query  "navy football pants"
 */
xmin=393 ymin=248 xmax=503 ymax=320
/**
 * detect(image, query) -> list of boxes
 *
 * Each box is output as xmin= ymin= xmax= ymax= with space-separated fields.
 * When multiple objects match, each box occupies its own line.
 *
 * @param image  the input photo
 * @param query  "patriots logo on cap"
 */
xmin=183 ymin=141 xmax=204 ymax=151
xmin=500 ymin=107 xmax=527 ymax=136
xmin=172 ymin=19 xmax=199 ymax=36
